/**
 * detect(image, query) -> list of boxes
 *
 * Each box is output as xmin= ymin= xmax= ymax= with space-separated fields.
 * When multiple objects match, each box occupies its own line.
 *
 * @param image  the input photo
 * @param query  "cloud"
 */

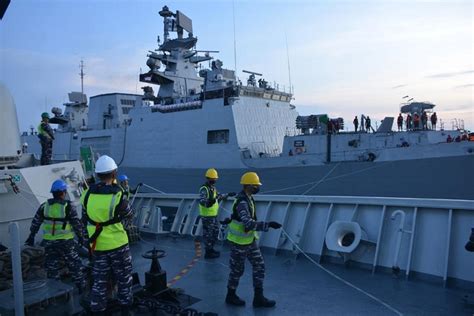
xmin=426 ymin=70 xmax=474 ymax=78
xmin=454 ymin=84 xmax=474 ymax=89
xmin=442 ymin=103 xmax=474 ymax=112
xmin=392 ymin=84 xmax=408 ymax=89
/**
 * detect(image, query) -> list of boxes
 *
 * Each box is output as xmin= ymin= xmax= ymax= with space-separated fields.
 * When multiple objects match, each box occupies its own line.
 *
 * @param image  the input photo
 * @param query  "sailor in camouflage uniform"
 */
xmin=118 ymin=174 xmax=142 ymax=202
xmin=25 ymin=179 xmax=85 ymax=291
xmin=37 ymin=112 xmax=55 ymax=165
xmin=81 ymin=155 xmax=133 ymax=315
xmin=225 ymin=172 xmax=282 ymax=308
xmin=198 ymin=168 xmax=235 ymax=259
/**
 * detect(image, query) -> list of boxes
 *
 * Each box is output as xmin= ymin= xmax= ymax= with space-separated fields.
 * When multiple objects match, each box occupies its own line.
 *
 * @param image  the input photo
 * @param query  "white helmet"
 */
xmin=95 ymin=155 xmax=118 ymax=174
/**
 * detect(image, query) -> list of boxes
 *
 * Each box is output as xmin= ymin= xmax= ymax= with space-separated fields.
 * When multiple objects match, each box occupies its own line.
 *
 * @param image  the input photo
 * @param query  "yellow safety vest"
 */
xmin=199 ymin=185 xmax=219 ymax=217
xmin=42 ymin=201 xmax=74 ymax=240
xmin=82 ymin=189 xmax=128 ymax=251
xmin=121 ymin=186 xmax=131 ymax=201
xmin=226 ymin=196 xmax=258 ymax=245
xmin=37 ymin=123 xmax=52 ymax=140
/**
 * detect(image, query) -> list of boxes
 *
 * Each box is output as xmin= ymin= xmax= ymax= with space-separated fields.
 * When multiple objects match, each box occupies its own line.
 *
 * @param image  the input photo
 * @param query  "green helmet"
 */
xmin=41 ymin=112 xmax=50 ymax=119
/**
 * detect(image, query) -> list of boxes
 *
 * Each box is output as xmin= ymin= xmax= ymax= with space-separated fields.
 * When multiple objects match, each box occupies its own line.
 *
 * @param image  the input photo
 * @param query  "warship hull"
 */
xmin=21 ymin=128 xmax=474 ymax=199
xmin=121 ymin=154 xmax=474 ymax=200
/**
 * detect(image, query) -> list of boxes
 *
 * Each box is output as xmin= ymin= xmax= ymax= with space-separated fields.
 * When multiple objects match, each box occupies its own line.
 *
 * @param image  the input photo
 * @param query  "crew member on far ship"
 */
xmin=397 ymin=113 xmax=403 ymax=131
xmin=199 ymin=168 xmax=236 ymax=259
xmin=38 ymin=112 xmax=55 ymax=165
xmin=353 ymin=116 xmax=359 ymax=132
xmin=225 ymin=172 xmax=282 ymax=308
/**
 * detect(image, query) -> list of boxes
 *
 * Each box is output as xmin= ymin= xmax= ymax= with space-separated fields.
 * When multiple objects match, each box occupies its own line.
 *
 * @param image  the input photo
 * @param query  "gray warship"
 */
xmin=20 ymin=6 xmax=474 ymax=200
xmin=2 ymin=5 xmax=474 ymax=315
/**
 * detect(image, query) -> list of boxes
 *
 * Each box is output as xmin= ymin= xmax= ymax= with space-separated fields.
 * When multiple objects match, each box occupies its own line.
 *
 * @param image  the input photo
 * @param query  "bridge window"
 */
xmin=120 ymin=99 xmax=135 ymax=106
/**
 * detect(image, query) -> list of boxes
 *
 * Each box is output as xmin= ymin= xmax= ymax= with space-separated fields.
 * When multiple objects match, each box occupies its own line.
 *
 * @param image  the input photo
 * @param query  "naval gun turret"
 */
xmin=0 ymin=84 xmax=86 ymax=250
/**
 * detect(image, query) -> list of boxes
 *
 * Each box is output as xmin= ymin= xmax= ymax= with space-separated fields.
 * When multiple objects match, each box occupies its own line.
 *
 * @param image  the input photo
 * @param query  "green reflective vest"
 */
xmin=83 ymin=190 xmax=128 ymax=251
xmin=120 ymin=185 xmax=131 ymax=201
xmin=199 ymin=185 xmax=219 ymax=217
xmin=226 ymin=195 xmax=258 ymax=245
xmin=37 ymin=123 xmax=52 ymax=140
xmin=42 ymin=202 xmax=74 ymax=240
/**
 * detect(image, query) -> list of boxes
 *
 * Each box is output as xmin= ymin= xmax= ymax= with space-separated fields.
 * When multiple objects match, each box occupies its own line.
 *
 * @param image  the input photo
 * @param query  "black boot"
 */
xmin=225 ymin=288 xmax=245 ymax=306
xmin=253 ymin=287 xmax=276 ymax=308
xmin=204 ymin=248 xmax=220 ymax=259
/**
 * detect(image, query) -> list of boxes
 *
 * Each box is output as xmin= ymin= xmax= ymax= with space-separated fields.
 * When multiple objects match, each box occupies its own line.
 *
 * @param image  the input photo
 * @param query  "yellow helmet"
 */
xmin=205 ymin=168 xmax=219 ymax=179
xmin=240 ymin=172 xmax=262 ymax=185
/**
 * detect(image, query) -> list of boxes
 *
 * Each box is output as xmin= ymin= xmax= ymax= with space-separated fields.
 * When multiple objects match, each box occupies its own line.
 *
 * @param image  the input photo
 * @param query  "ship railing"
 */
xmin=240 ymin=86 xmax=292 ymax=102
xmin=132 ymin=192 xmax=474 ymax=289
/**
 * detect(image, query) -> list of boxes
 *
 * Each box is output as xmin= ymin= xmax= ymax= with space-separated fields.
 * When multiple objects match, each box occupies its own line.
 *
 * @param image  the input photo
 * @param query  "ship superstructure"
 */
xmin=19 ymin=5 xmax=474 ymax=199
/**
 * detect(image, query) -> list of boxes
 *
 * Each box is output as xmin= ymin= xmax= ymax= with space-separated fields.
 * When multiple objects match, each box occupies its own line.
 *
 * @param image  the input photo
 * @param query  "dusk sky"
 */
xmin=1 ymin=0 xmax=472 ymax=132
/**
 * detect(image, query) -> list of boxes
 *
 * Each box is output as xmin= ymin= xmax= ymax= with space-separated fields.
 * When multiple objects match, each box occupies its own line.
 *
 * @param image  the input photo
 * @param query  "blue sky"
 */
xmin=1 ymin=0 xmax=472 ymax=131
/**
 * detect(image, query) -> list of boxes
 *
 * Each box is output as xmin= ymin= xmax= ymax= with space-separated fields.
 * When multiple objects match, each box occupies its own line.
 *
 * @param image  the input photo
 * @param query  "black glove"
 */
xmin=138 ymin=183 xmax=143 ymax=187
xmin=220 ymin=218 xmax=232 ymax=225
xmin=227 ymin=192 xmax=237 ymax=197
xmin=268 ymin=221 xmax=282 ymax=229
xmin=466 ymin=229 xmax=474 ymax=252
xmin=25 ymin=235 xmax=35 ymax=247
xmin=208 ymin=198 xmax=217 ymax=207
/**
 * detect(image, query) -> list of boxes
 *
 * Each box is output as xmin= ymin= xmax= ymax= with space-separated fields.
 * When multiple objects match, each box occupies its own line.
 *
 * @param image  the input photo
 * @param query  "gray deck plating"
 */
xmin=134 ymin=235 xmax=474 ymax=316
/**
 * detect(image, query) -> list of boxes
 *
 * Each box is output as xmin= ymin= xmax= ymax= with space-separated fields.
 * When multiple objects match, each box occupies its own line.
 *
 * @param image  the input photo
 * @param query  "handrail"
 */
xmin=134 ymin=193 xmax=474 ymax=210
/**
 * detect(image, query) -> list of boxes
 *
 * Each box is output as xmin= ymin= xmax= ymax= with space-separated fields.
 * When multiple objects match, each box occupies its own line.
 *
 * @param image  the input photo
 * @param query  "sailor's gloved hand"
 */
xmin=220 ymin=218 xmax=232 ymax=225
xmin=465 ymin=228 xmax=474 ymax=252
xmin=208 ymin=198 xmax=217 ymax=206
xmin=227 ymin=192 xmax=237 ymax=197
xmin=138 ymin=183 xmax=143 ymax=187
xmin=25 ymin=234 xmax=35 ymax=247
xmin=268 ymin=221 xmax=282 ymax=229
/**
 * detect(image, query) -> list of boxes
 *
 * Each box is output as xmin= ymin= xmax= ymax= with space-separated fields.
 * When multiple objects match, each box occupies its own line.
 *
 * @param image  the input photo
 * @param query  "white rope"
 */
xmin=262 ymin=161 xmax=392 ymax=194
xmin=280 ymin=229 xmax=403 ymax=316
xmin=301 ymin=162 xmax=340 ymax=195
xmin=141 ymin=183 xmax=167 ymax=194
xmin=133 ymin=164 xmax=402 ymax=314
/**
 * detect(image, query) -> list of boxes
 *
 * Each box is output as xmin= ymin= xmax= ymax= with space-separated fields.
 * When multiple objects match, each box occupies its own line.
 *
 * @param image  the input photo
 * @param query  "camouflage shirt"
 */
xmin=234 ymin=192 xmax=269 ymax=232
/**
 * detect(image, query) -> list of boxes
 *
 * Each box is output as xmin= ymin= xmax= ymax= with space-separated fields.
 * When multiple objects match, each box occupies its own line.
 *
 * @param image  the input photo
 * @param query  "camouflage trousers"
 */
xmin=201 ymin=216 xmax=219 ymax=251
xmin=227 ymin=240 xmax=265 ymax=289
xmin=43 ymin=239 xmax=85 ymax=289
xmin=90 ymin=244 xmax=133 ymax=312
xmin=40 ymin=140 xmax=52 ymax=165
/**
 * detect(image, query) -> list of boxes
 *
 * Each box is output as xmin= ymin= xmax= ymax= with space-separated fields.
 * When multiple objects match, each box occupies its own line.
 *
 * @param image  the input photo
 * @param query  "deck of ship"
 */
xmin=4 ymin=234 xmax=473 ymax=315
xmin=129 ymin=234 xmax=473 ymax=316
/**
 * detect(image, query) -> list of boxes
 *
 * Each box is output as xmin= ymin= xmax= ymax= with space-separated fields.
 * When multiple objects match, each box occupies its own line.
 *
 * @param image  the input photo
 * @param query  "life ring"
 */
xmin=295 ymin=147 xmax=304 ymax=154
